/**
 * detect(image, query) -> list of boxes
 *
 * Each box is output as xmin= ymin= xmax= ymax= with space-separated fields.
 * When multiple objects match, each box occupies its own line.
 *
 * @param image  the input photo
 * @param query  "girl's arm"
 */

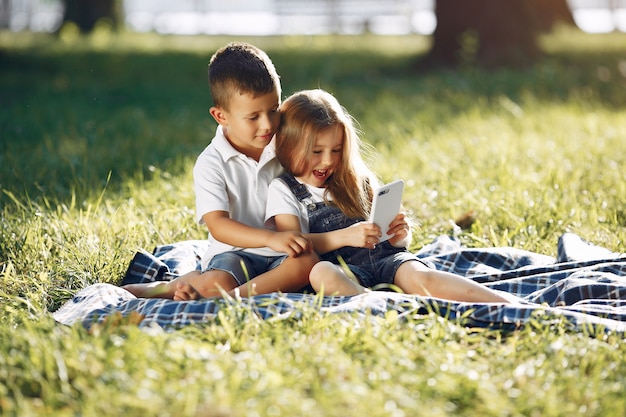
xmin=274 ymin=213 xmax=382 ymax=254
xmin=273 ymin=213 xmax=303 ymax=234
xmin=304 ymin=213 xmax=412 ymax=254
xmin=307 ymin=222 xmax=382 ymax=253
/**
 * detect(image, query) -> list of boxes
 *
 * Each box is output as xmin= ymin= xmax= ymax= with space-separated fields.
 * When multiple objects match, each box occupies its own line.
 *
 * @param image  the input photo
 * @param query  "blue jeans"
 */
xmin=204 ymin=251 xmax=287 ymax=287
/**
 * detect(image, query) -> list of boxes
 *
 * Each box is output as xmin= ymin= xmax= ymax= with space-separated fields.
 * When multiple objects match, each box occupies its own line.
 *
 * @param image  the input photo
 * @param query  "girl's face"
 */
xmin=297 ymin=124 xmax=343 ymax=188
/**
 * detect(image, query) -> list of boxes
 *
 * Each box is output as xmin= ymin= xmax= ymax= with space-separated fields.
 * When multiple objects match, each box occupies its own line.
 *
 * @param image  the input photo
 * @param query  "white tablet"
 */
xmin=369 ymin=179 xmax=404 ymax=242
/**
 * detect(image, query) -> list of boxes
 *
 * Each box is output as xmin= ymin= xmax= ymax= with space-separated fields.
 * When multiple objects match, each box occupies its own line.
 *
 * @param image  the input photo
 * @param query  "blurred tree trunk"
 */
xmin=61 ymin=0 xmax=122 ymax=33
xmin=0 ymin=0 xmax=10 ymax=29
xmin=425 ymin=0 xmax=576 ymax=68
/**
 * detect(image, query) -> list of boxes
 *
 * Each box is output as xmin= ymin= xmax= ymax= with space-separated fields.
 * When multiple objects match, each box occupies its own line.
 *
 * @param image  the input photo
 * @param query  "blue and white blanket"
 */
xmin=52 ymin=233 xmax=626 ymax=334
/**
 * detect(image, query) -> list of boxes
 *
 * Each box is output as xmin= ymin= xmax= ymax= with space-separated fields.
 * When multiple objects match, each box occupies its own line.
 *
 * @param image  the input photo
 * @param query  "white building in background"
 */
xmin=123 ymin=0 xmax=436 ymax=35
xmin=569 ymin=0 xmax=626 ymax=32
xmin=1 ymin=0 xmax=64 ymax=31
xmin=1 ymin=0 xmax=625 ymax=35
xmin=1 ymin=0 xmax=437 ymax=34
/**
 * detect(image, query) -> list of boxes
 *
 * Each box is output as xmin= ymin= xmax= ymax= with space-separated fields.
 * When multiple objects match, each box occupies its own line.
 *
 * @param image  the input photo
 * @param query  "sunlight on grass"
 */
xmin=1 ymin=29 xmax=625 ymax=417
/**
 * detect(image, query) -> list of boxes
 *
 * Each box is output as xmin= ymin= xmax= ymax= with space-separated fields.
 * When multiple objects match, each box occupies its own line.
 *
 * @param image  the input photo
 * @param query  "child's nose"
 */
xmin=259 ymin=114 xmax=273 ymax=130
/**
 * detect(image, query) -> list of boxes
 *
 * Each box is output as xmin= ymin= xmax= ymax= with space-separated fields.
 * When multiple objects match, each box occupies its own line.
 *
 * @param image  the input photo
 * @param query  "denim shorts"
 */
xmin=345 ymin=249 xmax=420 ymax=289
xmin=203 ymin=251 xmax=287 ymax=287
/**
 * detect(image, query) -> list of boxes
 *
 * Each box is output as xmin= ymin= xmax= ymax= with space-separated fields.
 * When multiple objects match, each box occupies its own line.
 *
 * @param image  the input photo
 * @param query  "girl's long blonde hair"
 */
xmin=276 ymin=89 xmax=380 ymax=219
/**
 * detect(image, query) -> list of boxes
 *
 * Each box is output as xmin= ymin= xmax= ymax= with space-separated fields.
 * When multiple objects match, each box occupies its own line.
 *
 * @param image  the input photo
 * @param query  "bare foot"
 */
xmin=173 ymin=281 xmax=203 ymax=301
xmin=122 ymin=282 xmax=173 ymax=299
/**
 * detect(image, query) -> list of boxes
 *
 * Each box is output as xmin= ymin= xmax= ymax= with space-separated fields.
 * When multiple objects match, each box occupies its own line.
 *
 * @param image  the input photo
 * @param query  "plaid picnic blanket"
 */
xmin=52 ymin=233 xmax=626 ymax=334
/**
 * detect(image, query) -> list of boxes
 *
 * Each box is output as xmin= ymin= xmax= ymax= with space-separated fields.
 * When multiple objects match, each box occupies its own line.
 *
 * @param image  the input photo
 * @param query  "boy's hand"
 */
xmin=387 ymin=213 xmax=411 ymax=248
xmin=268 ymin=231 xmax=313 ymax=257
xmin=344 ymin=222 xmax=382 ymax=250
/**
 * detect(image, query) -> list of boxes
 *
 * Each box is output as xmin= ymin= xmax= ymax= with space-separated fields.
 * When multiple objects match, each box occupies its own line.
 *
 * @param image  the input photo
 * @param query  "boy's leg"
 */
xmin=309 ymin=261 xmax=367 ymax=296
xmin=394 ymin=261 xmax=514 ymax=303
xmin=173 ymin=269 xmax=238 ymax=300
xmin=225 ymin=251 xmax=319 ymax=298
xmin=122 ymin=269 xmax=237 ymax=299
xmin=122 ymin=280 xmax=177 ymax=298
xmin=176 ymin=251 xmax=319 ymax=299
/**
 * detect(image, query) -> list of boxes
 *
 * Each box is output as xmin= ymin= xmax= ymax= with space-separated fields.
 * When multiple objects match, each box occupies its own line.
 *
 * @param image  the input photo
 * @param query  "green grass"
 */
xmin=1 ymin=28 xmax=625 ymax=416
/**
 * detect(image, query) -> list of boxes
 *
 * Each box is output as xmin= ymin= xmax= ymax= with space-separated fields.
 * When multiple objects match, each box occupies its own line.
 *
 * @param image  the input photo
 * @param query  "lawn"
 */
xmin=1 ymin=28 xmax=625 ymax=416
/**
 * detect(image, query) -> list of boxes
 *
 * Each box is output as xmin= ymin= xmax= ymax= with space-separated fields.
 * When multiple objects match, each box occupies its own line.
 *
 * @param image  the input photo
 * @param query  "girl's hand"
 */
xmin=387 ymin=213 xmax=412 ymax=248
xmin=344 ymin=221 xmax=382 ymax=249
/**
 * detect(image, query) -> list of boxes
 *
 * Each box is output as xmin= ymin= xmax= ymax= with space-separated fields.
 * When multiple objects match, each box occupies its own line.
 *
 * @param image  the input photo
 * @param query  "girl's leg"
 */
xmin=177 ymin=251 xmax=319 ymax=299
xmin=394 ymin=261 xmax=514 ymax=303
xmin=309 ymin=261 xmax=368 ymax=296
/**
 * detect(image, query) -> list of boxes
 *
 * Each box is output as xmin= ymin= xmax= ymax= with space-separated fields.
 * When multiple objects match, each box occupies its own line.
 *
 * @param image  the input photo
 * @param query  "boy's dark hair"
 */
xmin=208 ymin=42 xmax=281 ymax=110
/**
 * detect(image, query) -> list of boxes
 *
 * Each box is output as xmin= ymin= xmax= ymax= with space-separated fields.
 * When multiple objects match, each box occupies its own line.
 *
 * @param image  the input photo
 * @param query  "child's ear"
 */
xmin=209 ymin=106 xmax=227 ymax=125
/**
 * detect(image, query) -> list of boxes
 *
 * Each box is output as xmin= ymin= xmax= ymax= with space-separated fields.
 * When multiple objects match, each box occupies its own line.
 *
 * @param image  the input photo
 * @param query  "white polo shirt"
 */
xmin=193 ymin=126 xmax=284 ymax=268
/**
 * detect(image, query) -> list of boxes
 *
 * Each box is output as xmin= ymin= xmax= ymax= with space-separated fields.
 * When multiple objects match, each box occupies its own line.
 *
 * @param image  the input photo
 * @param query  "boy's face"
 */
xmin=210 ymin=90 xmax=280 ymax=161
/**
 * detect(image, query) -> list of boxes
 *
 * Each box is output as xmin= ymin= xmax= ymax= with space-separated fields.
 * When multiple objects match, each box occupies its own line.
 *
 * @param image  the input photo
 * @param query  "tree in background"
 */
xmin=424 ymin=0 xmax=576 ymax=68
xmin=60 ymin=0 xmax=122 ymax=33
xmin=58 ymin=0 xmax=575 ymax=66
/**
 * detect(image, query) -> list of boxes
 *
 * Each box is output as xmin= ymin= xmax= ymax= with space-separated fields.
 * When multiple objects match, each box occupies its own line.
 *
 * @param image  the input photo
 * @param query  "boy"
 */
xmin=123 ymin=42 xmax=317 ymax=300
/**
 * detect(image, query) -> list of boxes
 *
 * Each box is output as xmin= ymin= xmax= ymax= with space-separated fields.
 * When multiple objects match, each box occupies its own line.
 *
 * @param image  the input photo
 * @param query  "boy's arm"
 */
xmin=204 ymin=211 xmax=311 ymax=257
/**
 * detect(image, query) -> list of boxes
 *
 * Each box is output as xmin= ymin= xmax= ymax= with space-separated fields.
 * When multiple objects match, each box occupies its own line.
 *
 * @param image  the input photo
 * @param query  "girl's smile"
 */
xmin=297 ymin=125 xmax=343 ymax=188
xmin=313 ymin=169 xmax=329 ymax=179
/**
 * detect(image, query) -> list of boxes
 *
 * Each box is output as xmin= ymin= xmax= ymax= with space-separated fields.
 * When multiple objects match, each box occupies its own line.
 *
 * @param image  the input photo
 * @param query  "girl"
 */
xmin=266 ymin=89 xmax=514 ymax=303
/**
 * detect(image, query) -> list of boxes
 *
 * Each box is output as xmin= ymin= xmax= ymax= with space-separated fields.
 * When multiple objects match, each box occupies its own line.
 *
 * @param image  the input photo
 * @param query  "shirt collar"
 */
xmin=212 ymin=125 xmax=241 ymax=162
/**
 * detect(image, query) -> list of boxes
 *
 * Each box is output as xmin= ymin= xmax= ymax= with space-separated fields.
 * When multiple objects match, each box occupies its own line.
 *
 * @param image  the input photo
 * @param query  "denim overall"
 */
xmin=279 ymin=173 xmax=422 ymax=288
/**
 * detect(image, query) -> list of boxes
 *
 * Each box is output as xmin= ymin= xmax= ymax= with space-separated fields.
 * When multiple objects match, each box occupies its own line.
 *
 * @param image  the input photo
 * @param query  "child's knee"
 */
xmin=310 ymin=261 xmax=366 ymax=296
xmin=302 ymin=251 xmax=320 ymax=269
xmin=309 ymin=262 xmax=338 ymax=290
xmin=284 ymin=251 xmax=319 ymax=275
xmin=192 ymin=270 xmax=237 ymax=296
xmin=395 ymin=265 xmax=437 ymax=295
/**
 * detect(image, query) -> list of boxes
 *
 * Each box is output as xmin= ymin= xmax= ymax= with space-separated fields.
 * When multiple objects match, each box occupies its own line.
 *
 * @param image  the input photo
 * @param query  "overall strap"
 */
xmin=278 ymin=173 xmax=312 ymax=202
